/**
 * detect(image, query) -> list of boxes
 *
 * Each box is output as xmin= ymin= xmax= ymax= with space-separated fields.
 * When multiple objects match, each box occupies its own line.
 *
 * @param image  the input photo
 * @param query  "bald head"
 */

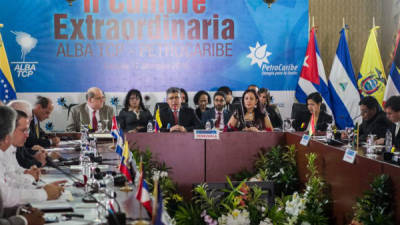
xmin=7 ymin=100 xmax=33 ymax=121
xmin=86 ymin=87 xmax=105 ymax=110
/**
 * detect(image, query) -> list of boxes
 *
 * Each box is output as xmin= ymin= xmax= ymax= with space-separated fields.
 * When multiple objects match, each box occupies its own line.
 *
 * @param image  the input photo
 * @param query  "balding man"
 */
xmin=66 ymin=87 xmax=113 ymax=132
xmin=25 ymin=96 xmax=59 ymax=148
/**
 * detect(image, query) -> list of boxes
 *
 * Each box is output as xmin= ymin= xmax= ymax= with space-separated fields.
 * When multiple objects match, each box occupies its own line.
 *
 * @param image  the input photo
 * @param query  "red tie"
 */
xmin=173 ymin=111 xmax=178 ymax=125
xmin=92 ymin=110 xmax=98 ymax=131
xmin=215 ymin=112 xmax=222 ymax=128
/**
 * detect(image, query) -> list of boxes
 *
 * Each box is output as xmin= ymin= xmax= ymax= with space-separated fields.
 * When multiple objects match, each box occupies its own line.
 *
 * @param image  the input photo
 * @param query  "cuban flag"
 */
xmin=0 ymin=28 xmax=17 ymax=104
xmin=295 ymin=27 xmax=332 ymax=114
xmin=115 ymin=129 xmax=124 ymax=156
xmin=111 ymin=116 xmax=119 ymax=139
xmin=135 ymin=162 xmax=152 ymax=216
xmin=328 ymin=28 xmax=361 ymax=129
xmin=383 ymin=30 xmax=400 ymax=104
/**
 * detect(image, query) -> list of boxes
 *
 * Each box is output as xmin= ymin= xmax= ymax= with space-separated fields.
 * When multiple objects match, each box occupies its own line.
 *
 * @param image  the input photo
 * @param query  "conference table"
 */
xmin=125 ymin=131 xmax=400 ymax=225
xmin=37 ymin=139 xmax=147 ymax=225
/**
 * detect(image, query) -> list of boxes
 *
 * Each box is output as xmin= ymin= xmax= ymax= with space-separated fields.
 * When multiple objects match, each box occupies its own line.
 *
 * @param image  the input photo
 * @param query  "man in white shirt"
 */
xmin=0 ymin=110 xmax=64 ymax=207
xmin=0 ymin=106 xmax=45 ymax=225
xmin=66 ymin=87 xmax=114 ymax=132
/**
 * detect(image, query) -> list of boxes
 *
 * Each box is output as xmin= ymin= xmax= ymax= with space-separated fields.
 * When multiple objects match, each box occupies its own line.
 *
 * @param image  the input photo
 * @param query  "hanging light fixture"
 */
xmin=65 ymin=0 xmax=76 ymax=6
xmin=263 ymin=0 xmax=276 ymax=8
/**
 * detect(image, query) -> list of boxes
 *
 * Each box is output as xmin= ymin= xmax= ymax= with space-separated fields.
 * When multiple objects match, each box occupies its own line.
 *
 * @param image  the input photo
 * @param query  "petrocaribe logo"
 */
xmin=10 ymin=31 xmax=38 ymax=78
xmin=247 ymin=42 xmax=272 ymax=68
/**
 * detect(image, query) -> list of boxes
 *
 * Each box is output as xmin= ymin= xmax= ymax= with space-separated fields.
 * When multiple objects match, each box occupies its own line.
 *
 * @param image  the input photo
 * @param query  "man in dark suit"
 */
xmin=357 ymin=96 xmax=392 ymax=142
xmin=201 ymin=91 xmax=231 ymax=130
xmin=159 ymin=87 xmax=201 ymax=132
xmin=217 ymin=86 xmax=234 ymax=113
xmin=25 ymin=96 xmax=59 ymax=148
xmin=384 ymin=96 xmax=400 ymax=148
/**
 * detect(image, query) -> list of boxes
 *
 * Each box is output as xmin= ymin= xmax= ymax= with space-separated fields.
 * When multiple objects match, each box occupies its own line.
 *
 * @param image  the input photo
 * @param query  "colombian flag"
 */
xmin=119 ymin=140 xmax=132 ymax=182
xmin=0 ymin=25 xmax=17 ymax=104
xmin=357 ymin=26 xmax=386 ymax=106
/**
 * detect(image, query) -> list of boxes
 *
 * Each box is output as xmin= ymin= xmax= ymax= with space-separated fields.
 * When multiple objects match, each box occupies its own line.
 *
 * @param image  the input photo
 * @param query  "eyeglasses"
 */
xmin=93 ymin=96 xmax=106 ymax=100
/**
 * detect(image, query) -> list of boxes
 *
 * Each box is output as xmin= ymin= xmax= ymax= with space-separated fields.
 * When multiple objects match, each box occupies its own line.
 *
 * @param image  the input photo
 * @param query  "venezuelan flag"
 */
xmin=154 ymin=106 xmax=162 ymax=132
xmin=0 ymin=25 xmax=16 ymax=104
xmin=119 ymin=140 xmax=132 ymax=182
xmin=357 ymin=26 xmax=386 ymax=106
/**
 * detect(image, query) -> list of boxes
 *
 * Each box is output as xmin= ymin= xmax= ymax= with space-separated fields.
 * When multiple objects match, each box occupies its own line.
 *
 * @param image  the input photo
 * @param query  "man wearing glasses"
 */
xmin=66 ymin=87 xmax=114 ymax=132
xmin=159 ymin=87 xmax=201 ymax=132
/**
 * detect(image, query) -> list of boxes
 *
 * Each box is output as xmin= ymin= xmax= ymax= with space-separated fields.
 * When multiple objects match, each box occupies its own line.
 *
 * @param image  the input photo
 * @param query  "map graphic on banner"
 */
xmin=0 ymin=0 xmax=308 ymax=93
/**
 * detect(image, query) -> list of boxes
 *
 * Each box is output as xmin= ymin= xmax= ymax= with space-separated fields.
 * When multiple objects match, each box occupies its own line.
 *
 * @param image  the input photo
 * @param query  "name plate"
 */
xmin=194 ymin=130 xmax=220 ymax=140
xmin=343 ymin=148 xmax=356 ymax=164
xmin=300 ymin=134 xmax=311 ymax=146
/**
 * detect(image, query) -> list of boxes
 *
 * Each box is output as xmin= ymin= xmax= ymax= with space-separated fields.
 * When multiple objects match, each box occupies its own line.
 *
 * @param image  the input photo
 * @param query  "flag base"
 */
xmin=120 ymin=183 xmax=133 ymax=192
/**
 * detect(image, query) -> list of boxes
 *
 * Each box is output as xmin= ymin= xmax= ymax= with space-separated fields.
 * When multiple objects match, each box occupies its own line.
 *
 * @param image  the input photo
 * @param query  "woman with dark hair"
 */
xmin=258 ymin=88 xmax=283 ymax=128
xmin=118 ymin=89 xmax=153 ymax=133
xmin=227 ymin=89 xmax=273 ymax=132
xmin=180 ymin=88 xmax=189 ymax=107
xmin=293 ymin=92 xmax=332 ymax=132
xmin=193 ymin=90 xmax=211 ymax=120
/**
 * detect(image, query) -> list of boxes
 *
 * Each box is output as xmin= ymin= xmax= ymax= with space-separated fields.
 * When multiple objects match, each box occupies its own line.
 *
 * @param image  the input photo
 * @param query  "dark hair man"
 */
xmin=158 ymin=87 xmax=201 ymax=132
xmin=25 ymin=96 xmax=59 ymax=148
xmin=201 ymin=91 xmax=232 ymax=130
xmin=384 ymin=96 xmax=400 ymax=148
xmin=217 ymin=86 xmax=233 ymax=112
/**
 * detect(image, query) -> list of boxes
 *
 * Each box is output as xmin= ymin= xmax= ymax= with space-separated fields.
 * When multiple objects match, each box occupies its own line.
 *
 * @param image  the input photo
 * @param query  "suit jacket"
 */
xmin=0 ymin=192 xmax=25 ymax=225
xmin=118 ymin=109 xmax=153 ymax=133
xmin=293 ymin=110 xmax=333 ymax=132
xmin=16 ymin=147 xmax=42 ymax=169
xmin=25 ymin=115 xmax=50 ymax=148
xmin=201 ymin=108 xmax=231 ymax=128
xmin=159 ymin=106 xmax=201 ymax=132
xmin=265 ymin=105 xmax=282 ymax=128
xmin=195 ymin=107 xmax=210 ymax=121
xmin=359 ymin=111 xmax=393 ymax=142
xmin=66 ymin=103 xmax=114 ymax=132
xmin=391 ymin=123 xmax=400 ymax=149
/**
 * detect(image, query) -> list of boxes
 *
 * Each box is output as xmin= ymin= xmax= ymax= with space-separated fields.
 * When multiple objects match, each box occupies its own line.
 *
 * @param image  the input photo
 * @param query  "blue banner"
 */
xmin=0 ymin=0 xmax=308 ymax=92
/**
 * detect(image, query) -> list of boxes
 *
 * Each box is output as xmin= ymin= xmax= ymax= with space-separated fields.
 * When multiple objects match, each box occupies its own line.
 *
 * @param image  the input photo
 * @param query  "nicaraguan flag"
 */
xmin=295 ymin=27 xmax=332 ymax=114
xmin=0 ymin=28 xmax=17 ymax=104
xmin=328 ymin=28 xmax=361 ymax=129
xmin=383 ymin=30 xmax=400 ymax=104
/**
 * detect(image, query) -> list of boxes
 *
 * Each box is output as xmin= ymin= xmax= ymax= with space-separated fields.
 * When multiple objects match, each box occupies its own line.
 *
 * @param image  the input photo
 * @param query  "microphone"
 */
xmin=45 ymin=157 xmax=124 ymax=225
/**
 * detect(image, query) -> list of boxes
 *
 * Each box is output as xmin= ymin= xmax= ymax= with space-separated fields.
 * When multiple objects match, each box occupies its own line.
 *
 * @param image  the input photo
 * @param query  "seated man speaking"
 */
xmin=159 ymin=87 xmax=201 ymax=132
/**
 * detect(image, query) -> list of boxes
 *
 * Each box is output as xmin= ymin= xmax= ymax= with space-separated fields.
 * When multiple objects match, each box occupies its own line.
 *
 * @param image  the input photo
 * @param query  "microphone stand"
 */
xmin=46 ymin=157 xmax=124 ymax=225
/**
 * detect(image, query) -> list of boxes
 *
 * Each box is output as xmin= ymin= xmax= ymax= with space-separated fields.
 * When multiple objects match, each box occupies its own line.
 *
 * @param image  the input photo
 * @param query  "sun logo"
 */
xmin=247 ymin=42 xmax=272 ymax=68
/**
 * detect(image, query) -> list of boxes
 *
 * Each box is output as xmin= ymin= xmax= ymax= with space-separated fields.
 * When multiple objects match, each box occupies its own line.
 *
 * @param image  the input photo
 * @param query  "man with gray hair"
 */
xmin=159 ymin=87 xmax=201 ymax=132
xmin=66 ymin=87 xmax=114 ymax=132
xmin=0 ymin=106 xmax=45 ymax=225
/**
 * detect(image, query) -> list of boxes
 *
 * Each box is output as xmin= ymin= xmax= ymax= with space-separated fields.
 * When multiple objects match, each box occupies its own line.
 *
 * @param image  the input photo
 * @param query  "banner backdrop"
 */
xmin=0 ymin=0 xmax=308 ymax=93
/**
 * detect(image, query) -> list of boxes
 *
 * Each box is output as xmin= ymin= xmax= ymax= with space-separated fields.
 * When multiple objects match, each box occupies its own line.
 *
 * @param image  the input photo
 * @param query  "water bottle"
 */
xmin=147 ymin=121 xmax=153 ymax=133
xmin=385 ymin=129 xmax=393 ymax=152
xmin=205 ymin=121 xmax=211 ymax=130
xmin=103 ymin=172 xmax=115 ymax=198
xmin=326 ymin=123 xmax=333 ymax=142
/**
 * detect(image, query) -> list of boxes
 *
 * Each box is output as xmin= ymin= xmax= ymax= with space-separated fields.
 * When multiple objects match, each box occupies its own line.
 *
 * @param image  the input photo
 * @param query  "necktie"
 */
xmin=35 ymin=123 xmax=40 ymax=139
xmin=215 ymin=112 xmax=222 ymax=128
xmin=173 ymin=111 xmax=178 ymax=125
xmin=92 ymin=110 xmax=98 ymax=131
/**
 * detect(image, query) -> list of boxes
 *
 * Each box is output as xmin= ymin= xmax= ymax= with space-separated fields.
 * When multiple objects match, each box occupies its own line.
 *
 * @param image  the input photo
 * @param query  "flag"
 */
xmin=328 ymin=28 xmax=361 ymax=129
xmin=295 ymin=27 xmax=332 ymax=114
xmin=119 ymin=140 xmax=132 ymax=182
xmin=154 ymin=106 xmax=162 ymax=132
xmin=115 ymin=129 xmax=124 ymax=156
xmin=383 ymin=30 xmax=400 ymax=104
xmin=111 ymin=116 xmax=119 ymax=139
xmin=135 ymin=162 xmax=152 ymax=216
xmin=357 ymin=26 xmax=386 ymax=106
xmin=0 ymin=27 xmax=17 ymax=104
xmin=153 ymin=182 xmax=172 ymax=225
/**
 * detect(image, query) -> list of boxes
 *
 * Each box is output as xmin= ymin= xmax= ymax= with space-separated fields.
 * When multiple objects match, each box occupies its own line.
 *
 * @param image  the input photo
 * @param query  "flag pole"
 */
xmin=372 ymin=16 xmax=375 ymax=29
xmin=151 ymin=178 xmax=159 ymax=225
xmin=343 ymin=17 xmax=346 ymax=39
xmin=312 ymin=16 xmax=315 ymax=29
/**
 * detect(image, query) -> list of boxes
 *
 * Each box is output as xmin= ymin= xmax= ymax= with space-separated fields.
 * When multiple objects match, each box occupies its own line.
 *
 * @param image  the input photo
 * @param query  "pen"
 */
xmin=20 ymin=207 xmax=32 ymax=214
